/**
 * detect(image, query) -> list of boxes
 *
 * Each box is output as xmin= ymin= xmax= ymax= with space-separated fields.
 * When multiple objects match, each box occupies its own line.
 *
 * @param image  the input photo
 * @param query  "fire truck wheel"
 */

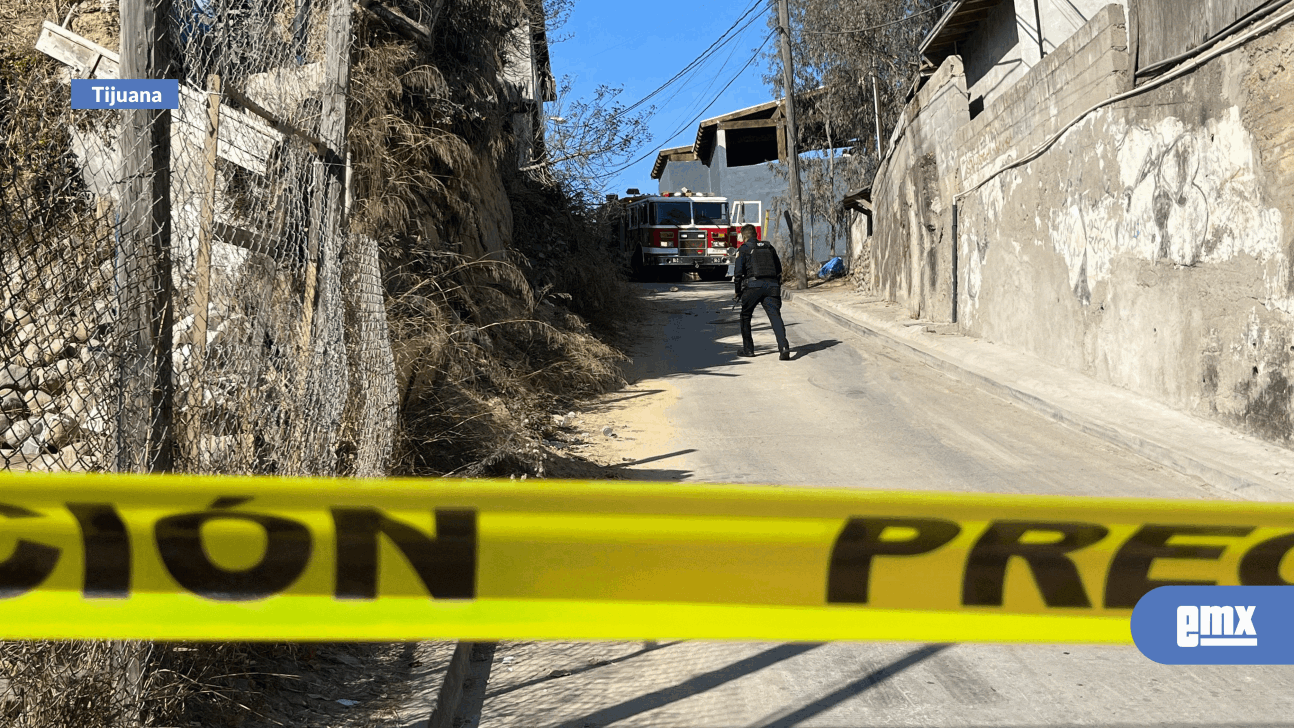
xmin=629 ymin=248 xmax=649 ymax=282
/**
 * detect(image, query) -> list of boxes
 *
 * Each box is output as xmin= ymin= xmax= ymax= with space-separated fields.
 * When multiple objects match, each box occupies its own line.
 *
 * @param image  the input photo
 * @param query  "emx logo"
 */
xmin=1134 ymin=586 xmax=1291 ymax=664
xmin=1177 ymin=605 xmax=1257 ymax=647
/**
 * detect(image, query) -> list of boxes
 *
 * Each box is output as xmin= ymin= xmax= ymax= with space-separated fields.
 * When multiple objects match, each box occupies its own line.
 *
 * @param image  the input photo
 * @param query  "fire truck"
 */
xmin=612 ymin=189 xmax=763 ymax=282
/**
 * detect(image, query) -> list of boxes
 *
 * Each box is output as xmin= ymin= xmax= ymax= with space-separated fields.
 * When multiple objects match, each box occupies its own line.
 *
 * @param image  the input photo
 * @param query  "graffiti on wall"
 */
xmin=1024 ymin=107 xmax=1286 ymax=311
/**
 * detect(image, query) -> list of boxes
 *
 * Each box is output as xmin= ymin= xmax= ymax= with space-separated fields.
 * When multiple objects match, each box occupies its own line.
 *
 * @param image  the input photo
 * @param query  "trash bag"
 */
xmin=817 ymin=256 xmax=846 ymax=280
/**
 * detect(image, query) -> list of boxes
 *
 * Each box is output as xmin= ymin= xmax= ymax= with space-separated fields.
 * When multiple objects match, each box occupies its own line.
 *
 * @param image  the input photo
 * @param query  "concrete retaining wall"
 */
xmin=869 ymin=55 xmax=969 ymax=322
xmin=946 ymin=2 xmax=1294 ymax=445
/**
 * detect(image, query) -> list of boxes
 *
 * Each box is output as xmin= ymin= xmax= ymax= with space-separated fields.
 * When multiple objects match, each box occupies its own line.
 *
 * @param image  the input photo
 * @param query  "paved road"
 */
xmin=456 ymin=281 xmax=1294 ymax=728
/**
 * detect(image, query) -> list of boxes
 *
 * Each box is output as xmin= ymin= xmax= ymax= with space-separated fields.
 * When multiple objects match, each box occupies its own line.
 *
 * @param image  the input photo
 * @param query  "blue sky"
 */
xmin=545 ymin=0 xmax=777 ymax=195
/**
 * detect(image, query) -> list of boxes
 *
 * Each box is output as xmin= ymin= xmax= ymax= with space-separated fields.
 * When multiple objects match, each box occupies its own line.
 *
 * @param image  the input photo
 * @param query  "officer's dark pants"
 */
xmin=739 ymin=280 xmax=789 ymax=353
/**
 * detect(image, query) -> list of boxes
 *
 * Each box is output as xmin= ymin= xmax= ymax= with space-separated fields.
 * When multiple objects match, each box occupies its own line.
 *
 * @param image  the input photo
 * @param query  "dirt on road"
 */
xmin=539 ymin=284 xmax=695 ymax=482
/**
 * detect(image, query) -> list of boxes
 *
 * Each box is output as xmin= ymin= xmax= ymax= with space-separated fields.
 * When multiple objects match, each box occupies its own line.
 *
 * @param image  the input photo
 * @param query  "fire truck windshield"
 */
xmin=651 ymin=201 xmax=692 ymax=225
xmin=692 ymin=202 xmax=728 ymax=225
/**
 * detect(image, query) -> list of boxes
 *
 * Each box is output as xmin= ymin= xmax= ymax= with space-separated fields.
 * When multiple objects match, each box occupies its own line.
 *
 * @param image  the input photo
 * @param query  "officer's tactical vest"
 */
xmin=750 ymin=242 xmax=778 ymax=279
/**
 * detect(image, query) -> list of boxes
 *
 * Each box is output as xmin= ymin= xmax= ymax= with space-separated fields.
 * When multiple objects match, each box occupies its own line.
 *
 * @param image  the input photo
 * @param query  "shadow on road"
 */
xmin=551 ymin=643 xmax=822 ymax=728
xmin=615 ymin=467 xmax=692 ymax=482
xmin=791 ymin=338 xmax=841 ymax=361
xmin=483 ymin=641 xmax=681 ymax=703
xmin=749 ymin=643 xmax=950 ymax=727
xmin=621 ymin=448 xmax=697 ymax=467
xmin=591 ymin=389 xmax=667 ymax=407
xmin=629 ymin=283 xmax=805 ymax=382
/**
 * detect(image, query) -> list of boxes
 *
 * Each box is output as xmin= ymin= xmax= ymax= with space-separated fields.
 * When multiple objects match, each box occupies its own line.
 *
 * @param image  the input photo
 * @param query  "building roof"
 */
xmin=652 ymin=91 xmax=839 ymax=180
xmin=693 ymin=98 xmax=784 ymax=165
xmin=692 ymin=90 xmax=831 ymax=167
xmin=841 ymin=186 xmax=873 ymax=212
xmin=919 ymin=0 xmax=1004 ymax=68
xmin=650 ymin=145 xmax=700 ymax=180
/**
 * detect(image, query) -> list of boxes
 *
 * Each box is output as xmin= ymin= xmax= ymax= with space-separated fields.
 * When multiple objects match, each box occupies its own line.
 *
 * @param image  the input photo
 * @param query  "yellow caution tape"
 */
xmin=0 ymin=472 xmax=1291 ymax=642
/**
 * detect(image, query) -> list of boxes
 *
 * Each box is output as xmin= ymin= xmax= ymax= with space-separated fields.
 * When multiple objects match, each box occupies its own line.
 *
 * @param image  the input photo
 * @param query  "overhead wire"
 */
xmin=598 ymin=30 xmax=778 ymax=182
xmin=656 ymin=11 xmax=764 ymax=131
xmin=595 ymin=0 xmax=952 ymax=186
xmin=607 ymin=0 xmax=771 ymax=123
xmin=547 ymin=2 xmax=769 ymax=187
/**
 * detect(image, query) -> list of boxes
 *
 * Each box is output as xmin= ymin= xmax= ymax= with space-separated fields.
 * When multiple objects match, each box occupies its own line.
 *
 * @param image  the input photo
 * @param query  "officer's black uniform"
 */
xmin=732 ymin=239 xmax=791 ymax=360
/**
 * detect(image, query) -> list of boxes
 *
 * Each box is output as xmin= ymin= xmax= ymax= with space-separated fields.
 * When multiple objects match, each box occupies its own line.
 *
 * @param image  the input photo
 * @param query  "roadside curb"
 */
xmin=784 ymin=288 xmax=1294 ymax=503
xmin=427 ymin=641 xmax=474 ymax=728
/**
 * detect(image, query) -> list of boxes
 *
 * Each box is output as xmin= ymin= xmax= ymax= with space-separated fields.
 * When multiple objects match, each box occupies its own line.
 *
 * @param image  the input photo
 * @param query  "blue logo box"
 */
xmin=1133 ymin=585 xmax=1294 ymax=664
xmin=72 ymin=79 xmax=178 ymax=109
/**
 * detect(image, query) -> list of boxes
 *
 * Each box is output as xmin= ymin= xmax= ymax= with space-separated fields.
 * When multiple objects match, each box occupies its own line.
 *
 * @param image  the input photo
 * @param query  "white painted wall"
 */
xmin=657 ymin=128 xmax=839 ymax=265
xmin=657 ymin=159 xmax=710 ymax=195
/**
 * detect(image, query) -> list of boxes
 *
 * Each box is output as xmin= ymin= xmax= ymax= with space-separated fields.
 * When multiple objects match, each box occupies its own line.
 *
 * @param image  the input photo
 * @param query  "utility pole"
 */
xmin=871 ymin=73 xmax=882 ymax=157
xmin=777 ymin=0 xmax=807 ymax=289
xmin=1032 ymin=0 xmax=1046 ymax=59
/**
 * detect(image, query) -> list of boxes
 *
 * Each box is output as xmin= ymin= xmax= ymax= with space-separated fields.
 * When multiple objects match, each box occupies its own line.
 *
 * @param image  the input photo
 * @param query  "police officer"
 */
xmin=732 ymin=224 xmax=791 ymax=360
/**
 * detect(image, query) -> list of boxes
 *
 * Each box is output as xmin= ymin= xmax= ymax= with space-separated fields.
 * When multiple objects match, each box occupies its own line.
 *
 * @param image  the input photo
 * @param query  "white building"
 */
xmin=650 ymin=98 xmax=839 ymax=265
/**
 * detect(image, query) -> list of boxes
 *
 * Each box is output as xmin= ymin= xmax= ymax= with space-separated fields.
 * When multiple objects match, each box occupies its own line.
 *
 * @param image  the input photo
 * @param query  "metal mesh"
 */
xmin=0 ymin=0 xmax=397 ymax=477
xmin=0 ymin=0 xmax=398 ymax=720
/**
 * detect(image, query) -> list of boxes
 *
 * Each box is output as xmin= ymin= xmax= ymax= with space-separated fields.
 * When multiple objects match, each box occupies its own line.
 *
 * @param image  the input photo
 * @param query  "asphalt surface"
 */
xmin=457 ymin=281 xmax=1294 ymax=728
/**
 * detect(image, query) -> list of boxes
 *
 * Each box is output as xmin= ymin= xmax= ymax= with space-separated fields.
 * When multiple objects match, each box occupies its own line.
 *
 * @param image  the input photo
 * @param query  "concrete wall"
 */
xmin=847 ymin=209 xmax=872 ymax=292
xmin=950 ymin=2 xmax=1294 ymax=446
xmin=869 ymin=55 xmax=969 ymax=322
xmin=704 ymin=131 xmax=783 ymax=241
xmin=960 ymin=0 xmax=1127 ymax=113
xmin=1040 ymin=0 xmax=1127 ymax=53
xmin=658 ymin=159 xmax=711 ymax=195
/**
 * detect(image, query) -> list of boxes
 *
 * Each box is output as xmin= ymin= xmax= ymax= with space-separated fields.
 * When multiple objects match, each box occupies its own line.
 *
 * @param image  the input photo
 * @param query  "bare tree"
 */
xmin=764 ymin=0 xmax=946 ymax=258
xmin=525 ymin=0 xmax=654 ymax=204
xmin=532 ymin=79 xmax=653 ymax=204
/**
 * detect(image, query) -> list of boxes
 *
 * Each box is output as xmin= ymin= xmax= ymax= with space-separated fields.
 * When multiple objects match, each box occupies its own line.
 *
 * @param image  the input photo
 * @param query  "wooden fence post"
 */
xmin=289 ymin=0 xmax=351 ymax=473
xmin=301 ymin=0 xmax=351 ymax=350
xmin=117 ymin=0 xmax=175 ymax=473
xmin=183 ymin=73 xmax=220 ymax=466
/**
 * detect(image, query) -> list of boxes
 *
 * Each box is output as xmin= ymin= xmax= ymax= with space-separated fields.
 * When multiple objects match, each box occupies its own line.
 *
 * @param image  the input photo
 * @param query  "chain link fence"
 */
xmin=1 ymin=0 xmax=398 ymax=720
xmin=1 ymin=0 xmax=396 ymax=478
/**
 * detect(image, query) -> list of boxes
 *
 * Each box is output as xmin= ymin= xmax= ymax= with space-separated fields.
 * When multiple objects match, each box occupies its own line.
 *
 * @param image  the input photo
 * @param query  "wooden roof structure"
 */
xmin=692 ymin=98 xmax=783 ymax=166
xmin=687 ymin=90 xmax=830 ymax=171
xmin=841 ymin=186 xmax=873 ymax=212
xmin=919 ymin=0 xmax=1004 ymax=67
xmin=650 ymin=145 xmax=700 ymax=180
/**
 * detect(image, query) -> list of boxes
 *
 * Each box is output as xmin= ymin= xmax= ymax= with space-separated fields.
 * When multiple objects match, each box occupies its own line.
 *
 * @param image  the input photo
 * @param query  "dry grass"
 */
xmin=348 ymin=0 xmax=637 ymax=477
xmin=0 ymin=0 xmax=640 ymax=722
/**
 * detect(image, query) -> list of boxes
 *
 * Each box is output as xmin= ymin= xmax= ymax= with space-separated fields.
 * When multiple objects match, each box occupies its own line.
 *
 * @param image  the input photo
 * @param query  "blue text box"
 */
xmin=1133 ymin=586 xmax=1294 ymax=664
xmin=72 ymin=79 xmax=179 ymax=109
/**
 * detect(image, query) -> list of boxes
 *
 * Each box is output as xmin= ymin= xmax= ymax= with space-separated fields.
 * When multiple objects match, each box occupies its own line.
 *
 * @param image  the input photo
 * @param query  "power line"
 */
xmin=606 ymin=0 xmax=771 ymax=123
xmin=648 ymin=11 xmax=764 ymax=129
xmin=599 ymin=30 xmax=777 ymax=183
xmin=799 ymin=0 xmax=954 ymax=35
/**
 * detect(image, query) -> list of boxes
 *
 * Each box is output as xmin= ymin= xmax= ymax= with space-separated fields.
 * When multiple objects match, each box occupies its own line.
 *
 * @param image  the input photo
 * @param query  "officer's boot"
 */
xmin=779 ymin=345 xmax=791 ymax=361
xmin=739 ymin=316 xmax=755 ymax=357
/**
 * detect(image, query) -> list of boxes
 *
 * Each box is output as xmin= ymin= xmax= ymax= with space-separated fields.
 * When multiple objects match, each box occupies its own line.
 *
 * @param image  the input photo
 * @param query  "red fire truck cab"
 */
xmin=615 ymin=190 xmax=763 ymax=282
